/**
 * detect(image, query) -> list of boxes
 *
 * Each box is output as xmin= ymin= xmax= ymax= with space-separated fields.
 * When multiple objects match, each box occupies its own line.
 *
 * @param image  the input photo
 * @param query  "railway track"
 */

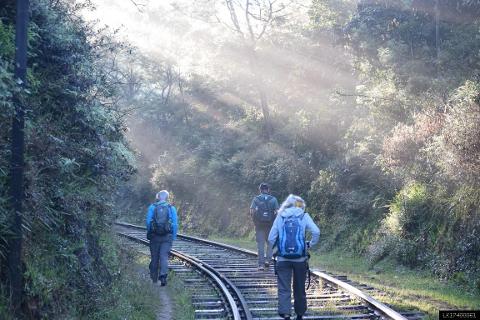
xmin=115 ymin=222 xmax=423 ymax=320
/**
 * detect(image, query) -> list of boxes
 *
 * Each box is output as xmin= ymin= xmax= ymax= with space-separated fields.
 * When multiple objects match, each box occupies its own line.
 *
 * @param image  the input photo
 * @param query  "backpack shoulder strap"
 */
xmin=153 ymin=203 xmax=162 ymax=212
xmin=152 ymin=203 xmax=160 ymax=223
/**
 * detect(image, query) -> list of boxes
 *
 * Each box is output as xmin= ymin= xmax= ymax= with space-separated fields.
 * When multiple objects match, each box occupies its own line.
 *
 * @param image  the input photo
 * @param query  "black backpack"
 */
xmin=152 ymin=204 xmax=172 ymax=236
xmin=253 ymin=195 xmax=275 ymax=224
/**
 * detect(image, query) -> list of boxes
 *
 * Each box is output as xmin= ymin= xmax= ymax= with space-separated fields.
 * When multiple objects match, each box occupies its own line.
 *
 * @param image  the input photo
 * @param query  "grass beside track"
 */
xmin=207 ymin=235 xmax=480 ymax=319
xmin=90 ymin=250 xmax=158 ymax=320
xmin=126 ymin=248 xmax=195 ymax=319
xmin=167 ymin=266 xmax=196 ymax=319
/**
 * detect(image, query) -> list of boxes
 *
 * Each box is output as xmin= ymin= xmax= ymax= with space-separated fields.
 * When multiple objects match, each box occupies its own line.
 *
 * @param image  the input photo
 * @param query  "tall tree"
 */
xmin=215 ymin=0 xmax=290 ymax=137
xmin=8 ymin=0 xmax=29 ymax=314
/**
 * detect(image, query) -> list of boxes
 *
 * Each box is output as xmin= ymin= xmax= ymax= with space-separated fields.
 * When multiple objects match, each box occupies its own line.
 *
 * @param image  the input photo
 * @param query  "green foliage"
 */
xmin=438 ymin=81 xmax=480 ymax=184
xmin=308 ymin=169 xmax=338 ymax=217
xmin=87 ymin=243 xmax=157 ymax=320
xmin=309 ymin=0 xmax=480 ymax=286
xmin=385 ymin=183 xmax=430 ymax=237
xmin=309 ymin=0 xmax=356 ymax=29
xmin=371 ymin=182 xmax=432 ymax=267
xmin=0 ymin=21 xmax=14 ymax=59
xmin=0 ymin=0 xmax=139 ymax=317
xmin=0 ymin=20 xmax=14 ymax=113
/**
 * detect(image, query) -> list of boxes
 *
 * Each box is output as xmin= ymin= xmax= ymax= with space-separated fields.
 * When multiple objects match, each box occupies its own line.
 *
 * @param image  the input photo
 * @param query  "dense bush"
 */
xmin=338 ymin=0 xmax=480 ymax=286
xmin=0 ymin=0 xmax=137 ymax=317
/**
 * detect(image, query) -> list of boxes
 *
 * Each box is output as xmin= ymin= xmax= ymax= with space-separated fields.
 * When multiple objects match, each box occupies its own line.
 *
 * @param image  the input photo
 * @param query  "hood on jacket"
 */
xmin=280 ymin=206 xmax=305 ymax=218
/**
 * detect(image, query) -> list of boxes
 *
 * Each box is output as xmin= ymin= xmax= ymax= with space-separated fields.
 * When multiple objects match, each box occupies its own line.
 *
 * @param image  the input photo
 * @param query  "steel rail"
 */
xmin=173 ymin=250 xmax=253 ymax=320
xmin=311 ymin=270 xmax=408 ymax=320
xmin=115 ymin=222 xmax=408 ymax=320
xmin=115 ymin=222 xmax=258 ymax=255
xmin=117 ymin=230 xmax=244 ymax=320
xmin=171 ymin=248 xmax=254 ymax=320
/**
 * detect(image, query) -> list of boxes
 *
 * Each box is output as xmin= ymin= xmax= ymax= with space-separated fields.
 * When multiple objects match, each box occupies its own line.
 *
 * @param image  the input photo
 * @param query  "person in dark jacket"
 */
xmin=268 ymin=195 xmax=320 ymax=320
xmin=250 ymin=183 xmax=279 ymax=270
xmin=146 ymin=190 xmax=178 ymax=286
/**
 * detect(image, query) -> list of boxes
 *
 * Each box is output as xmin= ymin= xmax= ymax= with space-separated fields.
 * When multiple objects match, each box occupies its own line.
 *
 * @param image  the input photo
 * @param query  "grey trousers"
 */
xmin=255 ymin=224 xmax=273 ymax=266
xmin=276 ymin=260 xmax=308 ymax=316
xmin=149 ymin=234 xmax=172 ymax=282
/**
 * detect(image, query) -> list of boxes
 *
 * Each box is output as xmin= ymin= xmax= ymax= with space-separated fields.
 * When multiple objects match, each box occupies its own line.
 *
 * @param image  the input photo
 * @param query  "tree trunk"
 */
xmin=8 ymin=0 xmax=29 ymax=314
xmin=248 ymin=49 xmax=271 ymax=138
xmin=178 ymin=79 xmax=190 ymax=126
xmin=258 ymin=87 xmax=271 ymax=138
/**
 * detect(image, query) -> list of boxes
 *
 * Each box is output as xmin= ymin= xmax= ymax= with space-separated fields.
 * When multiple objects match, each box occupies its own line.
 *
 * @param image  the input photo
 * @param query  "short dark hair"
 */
xmin=259 ymin=183 xmax=270 ymax=191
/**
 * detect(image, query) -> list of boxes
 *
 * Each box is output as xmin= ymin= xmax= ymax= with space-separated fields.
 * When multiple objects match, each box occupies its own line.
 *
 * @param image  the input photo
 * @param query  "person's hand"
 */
xmin=306 ymin=241 xmax=311 ymax=249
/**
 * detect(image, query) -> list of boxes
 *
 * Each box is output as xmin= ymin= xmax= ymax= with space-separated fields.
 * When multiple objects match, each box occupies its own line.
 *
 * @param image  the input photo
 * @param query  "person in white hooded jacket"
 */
xmin=268 ymin=194 xmax=320 ymax=320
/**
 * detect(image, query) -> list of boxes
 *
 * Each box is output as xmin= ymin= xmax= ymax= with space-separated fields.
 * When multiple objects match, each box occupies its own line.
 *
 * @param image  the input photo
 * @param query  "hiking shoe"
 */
xmin=159 ymin=275 xmax=167 ymax=286
xmin=279 ymin=314 xmax=291 ymax=320
xmin=264 ymin=262 xmax=270 ymax=268
xmin=258 ymin=265 xmax=265 ymax=271
xmin=296 ymin=315 xmax=303 ymax=320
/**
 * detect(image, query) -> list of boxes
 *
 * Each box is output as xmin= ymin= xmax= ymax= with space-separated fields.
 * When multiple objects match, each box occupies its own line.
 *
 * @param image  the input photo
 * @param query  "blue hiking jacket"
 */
xmin=146 ymin=201 xmax=178 ymax=240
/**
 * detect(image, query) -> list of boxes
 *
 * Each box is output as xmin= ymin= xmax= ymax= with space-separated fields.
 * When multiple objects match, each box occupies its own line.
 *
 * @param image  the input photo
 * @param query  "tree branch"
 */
xmin=129 ymin=0 xmax=145 ymax=12
xmin=335 ymin=90 xmax=397 ymax=102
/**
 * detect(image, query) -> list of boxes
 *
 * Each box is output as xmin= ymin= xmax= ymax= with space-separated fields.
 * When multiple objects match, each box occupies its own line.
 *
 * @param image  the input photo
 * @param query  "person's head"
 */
xmin=279 ymin=194 xmax=306 ymax=212
xmin=156 ymin=190 xmax=169 ymax=202
xmin=259 ymin=183 xmax=270 ymax=194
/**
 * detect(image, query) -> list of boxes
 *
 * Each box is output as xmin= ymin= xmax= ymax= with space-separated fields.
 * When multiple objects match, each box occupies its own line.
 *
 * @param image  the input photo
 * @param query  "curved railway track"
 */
xmin=115 ymin=222 xmax=423 ymax=320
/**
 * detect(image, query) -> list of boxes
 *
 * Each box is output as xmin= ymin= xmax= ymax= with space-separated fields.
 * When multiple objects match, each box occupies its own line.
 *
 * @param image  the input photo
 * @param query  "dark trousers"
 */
xmin=149 ymin=234 xmax=172 ymax=282
xmin=276 ymin=260 xmax=308 ymax=316
xmin=255 ymin=224 xmax=273 ymax=266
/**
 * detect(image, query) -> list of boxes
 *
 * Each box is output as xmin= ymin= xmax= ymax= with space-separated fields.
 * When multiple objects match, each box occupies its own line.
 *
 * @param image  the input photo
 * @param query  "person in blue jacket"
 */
xmin=146 ymin=190 xmax=178 ymax=286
